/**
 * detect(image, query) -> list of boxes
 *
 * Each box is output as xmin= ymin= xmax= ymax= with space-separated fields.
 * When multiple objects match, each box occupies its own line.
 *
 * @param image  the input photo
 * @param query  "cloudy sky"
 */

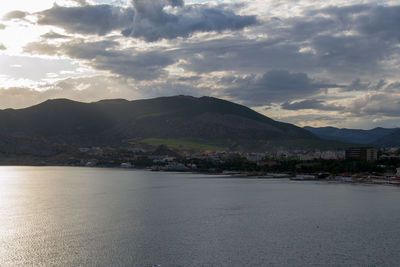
xmin=1 ymin=0 xmax=400 ymax=129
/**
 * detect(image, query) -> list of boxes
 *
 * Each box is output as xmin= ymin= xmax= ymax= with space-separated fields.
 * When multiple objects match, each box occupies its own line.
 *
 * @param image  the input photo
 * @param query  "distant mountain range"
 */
xmin=304 ymin=126 xmax=400 ymax=146
xmin=374 ymin=130 xmax=400 ymax=146
xmin=0 ymin=95 xmax=347 ymax=156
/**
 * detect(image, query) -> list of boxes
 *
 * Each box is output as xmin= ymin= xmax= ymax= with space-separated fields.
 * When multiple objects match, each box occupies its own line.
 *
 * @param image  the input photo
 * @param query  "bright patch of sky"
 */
xmin=0 ymin=0 xmax=54 ymax=18
xmin=90 ymin=0 xmax=129 ymax=5
xmin=0 ymin=55 xmax=95 ymax=89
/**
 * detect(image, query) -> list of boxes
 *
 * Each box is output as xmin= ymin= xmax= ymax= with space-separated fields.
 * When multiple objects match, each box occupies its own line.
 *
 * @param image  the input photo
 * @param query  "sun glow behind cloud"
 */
xmin=0 ymin=24 xmax=49 ymax=55
xmin=0 ymin=1 xmax=55 ymax=18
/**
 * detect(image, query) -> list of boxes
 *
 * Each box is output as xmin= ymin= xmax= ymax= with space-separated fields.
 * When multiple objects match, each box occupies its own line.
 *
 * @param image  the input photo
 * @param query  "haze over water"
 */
xmin=1 ymin=167 xmax=400 ymax=266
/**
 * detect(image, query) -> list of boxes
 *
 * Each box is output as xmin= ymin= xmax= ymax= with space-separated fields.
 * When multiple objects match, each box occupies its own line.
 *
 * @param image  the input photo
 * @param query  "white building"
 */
xmin=120 ymin=162 xmax=132 ymax=168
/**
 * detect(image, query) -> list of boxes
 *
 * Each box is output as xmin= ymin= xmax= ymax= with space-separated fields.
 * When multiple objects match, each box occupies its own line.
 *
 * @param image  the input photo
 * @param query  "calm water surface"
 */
xmin=1 ymin=167 xmax=400 ymax=266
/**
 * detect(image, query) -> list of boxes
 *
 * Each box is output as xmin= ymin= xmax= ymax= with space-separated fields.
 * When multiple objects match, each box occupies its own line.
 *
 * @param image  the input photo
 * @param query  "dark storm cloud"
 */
xmin=25 ymin=40 xmax=175 ymax=80
xmin=311 ymin=4 xmax=400 ymax=42
xmin=22 ymin=2 xmax=400 ymax=81
xmin=174 ymin=37 xmax=315 ymax=74
xmin=164 ymin=4 xmax=399 ymax=77
xmin=59 ymin=40 xmax=120 ymax=59
xmin=225 ymin=70 xmax=339 ymax=106
xmin=349 ymin=93 xmax=400 ymax=117
xmin=357 ymin=6 xmax=400 ymax=41
xmin=123 ymin=0 xmax=257 ymax=41
xmin=37 ymin=4 xmax=134 ymax=35
xmin=33 ymin=1 xmax=256 ymax=40
xmin=2 ymin=10 xmax=28 ymax=20
xmin=281 ymin=99 xmax=344 ymax=111
xmin=384 ymin=82 xmax=400 ymax=93
xmin=73 ymin=0 xmax=88 ymax=6
xmin=300 ymin=5 xmax=400 ymax=75
xmin=342 ymin=78 xmax=400 ymax=92
xmin=311 ymin=34 xmax=391 ymax=75
xmin=62 ymin=41 xmax=174 ymax=80
xmin=177 ymin=76 xmax=201 ymax=82
xmin=132 ymin=0 xmax=184 ymax=23
xmin=164 ymin=3 xmax=400 ymax=93
xmin=93 ymin=50 xmax=174 ymax=80
xmin=343 ymin=79 xmax=387 ymax=92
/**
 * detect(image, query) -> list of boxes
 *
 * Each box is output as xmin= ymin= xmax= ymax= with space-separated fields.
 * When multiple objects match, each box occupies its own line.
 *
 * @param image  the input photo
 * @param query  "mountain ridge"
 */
xmin=0 ymin=95 xmax=346 ymax=155
xmin=304 ymin=126 xmax=399 ymax=145
xmin=374 ymin=129 xmax=400 ymax=146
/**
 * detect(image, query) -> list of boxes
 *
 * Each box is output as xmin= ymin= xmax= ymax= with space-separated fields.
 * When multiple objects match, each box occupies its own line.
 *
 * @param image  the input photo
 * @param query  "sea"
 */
xmin=1 ymin=167 xmax=400 ymax=266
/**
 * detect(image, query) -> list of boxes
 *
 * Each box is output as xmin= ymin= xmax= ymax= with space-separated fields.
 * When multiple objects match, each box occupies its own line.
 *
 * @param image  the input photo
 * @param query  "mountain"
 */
xmin=304 ymin=126 xmax=399 ymax=145
xmin=374 ymin=129 xmax=400 ymax=146
xmin=0 ymin=95 xmax=332 ymax=155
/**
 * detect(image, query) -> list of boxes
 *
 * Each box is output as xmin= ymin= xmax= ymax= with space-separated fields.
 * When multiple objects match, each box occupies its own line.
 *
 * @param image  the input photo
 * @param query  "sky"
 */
xmin=0 ymin=0 xmax=400 ymax=129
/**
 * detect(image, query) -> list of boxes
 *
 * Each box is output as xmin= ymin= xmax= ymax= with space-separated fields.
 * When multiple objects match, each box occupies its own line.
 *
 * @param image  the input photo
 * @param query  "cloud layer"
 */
xmin=37 ymin=4 xmax=134 ymax=35
xmin=225 ymin=70 xmax=339 ymax=106
xmin=35 ymin=0 xmax=257 ymax=41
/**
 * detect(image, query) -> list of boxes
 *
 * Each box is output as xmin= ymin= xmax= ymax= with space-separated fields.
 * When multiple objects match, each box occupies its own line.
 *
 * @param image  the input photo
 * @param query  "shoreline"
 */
xmin=1 ymin=165 xmax=400 ymax=186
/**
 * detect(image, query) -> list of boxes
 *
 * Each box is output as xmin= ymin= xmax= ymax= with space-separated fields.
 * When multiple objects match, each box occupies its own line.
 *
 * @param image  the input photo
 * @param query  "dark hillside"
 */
xmin=0 ymin=95 xmax=329 ymax=154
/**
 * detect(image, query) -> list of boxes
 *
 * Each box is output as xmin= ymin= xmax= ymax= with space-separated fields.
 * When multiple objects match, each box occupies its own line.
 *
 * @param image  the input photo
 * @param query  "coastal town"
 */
xmin=8 ymin=144 xmax=398 ymax=185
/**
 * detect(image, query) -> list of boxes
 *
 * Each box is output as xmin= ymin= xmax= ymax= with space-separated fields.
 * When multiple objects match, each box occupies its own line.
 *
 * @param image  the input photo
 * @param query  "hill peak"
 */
xmin=42 ymin=98 xmax=80 ymax=104
xmin=0 ymin=95 xmax=323 ymax=152
xmin=95 ymin=99 xmax=130 ymax=104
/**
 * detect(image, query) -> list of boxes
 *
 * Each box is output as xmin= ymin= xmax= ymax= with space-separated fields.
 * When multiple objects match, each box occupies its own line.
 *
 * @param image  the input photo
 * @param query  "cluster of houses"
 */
xmin=59 ymin=144 xmax=400 ymax=184
xmin=73 ymin=145 xmax=395 ymax=164
xmin=11 ymin=142 xmax=391 ymax=185
xmin=75 ymin=146 xmax=397 ymax=163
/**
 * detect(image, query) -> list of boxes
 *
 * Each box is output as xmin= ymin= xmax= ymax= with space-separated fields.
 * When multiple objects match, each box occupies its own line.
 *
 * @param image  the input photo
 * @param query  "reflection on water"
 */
xmin=1 ymin=167 xmax=400 ymax=266
xmin=0 ymin=167 xmax=22 ymax=179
